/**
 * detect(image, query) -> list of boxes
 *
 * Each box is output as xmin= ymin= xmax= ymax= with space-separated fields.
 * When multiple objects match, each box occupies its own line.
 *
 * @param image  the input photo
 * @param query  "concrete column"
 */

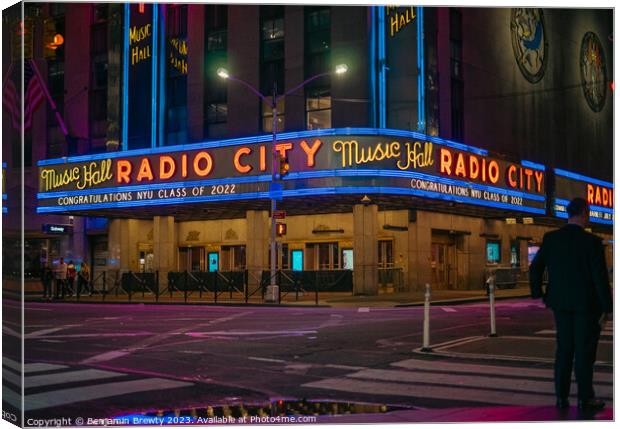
xmin=353 ymin=204 xmax=378 ymax=295
xmin=245 ymin=210 xmax=269 ymax=288
xmin=153 ymin=216 xmax=177 ymax=279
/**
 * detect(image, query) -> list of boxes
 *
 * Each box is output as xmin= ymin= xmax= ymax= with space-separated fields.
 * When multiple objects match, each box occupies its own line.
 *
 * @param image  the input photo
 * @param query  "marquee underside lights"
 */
xmin=553 ymin=168 xmax=613 ymax=225
xmin=37 ymin=129 xmax=550 ymax=215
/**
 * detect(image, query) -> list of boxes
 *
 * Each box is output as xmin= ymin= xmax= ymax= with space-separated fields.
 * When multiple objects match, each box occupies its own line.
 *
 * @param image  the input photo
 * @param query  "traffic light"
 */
xmin=276 ymin=223 xmax=287 ymax=237
xmin=43 ymin=17 xmax=64 ymax=59
xmin=278 ymin=154 xmax=290 ymax=178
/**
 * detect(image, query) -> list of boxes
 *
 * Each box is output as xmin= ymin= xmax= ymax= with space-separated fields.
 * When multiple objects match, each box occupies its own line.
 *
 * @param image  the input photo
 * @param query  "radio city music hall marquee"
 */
xmin=37 ymin=133 xmax=547 ymax=214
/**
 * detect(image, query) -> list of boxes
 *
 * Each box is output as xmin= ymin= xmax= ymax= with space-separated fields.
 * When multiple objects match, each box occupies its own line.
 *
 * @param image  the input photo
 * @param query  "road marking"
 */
xmin=247 ymin=357 xmax=286 ymax=364
xmin=81 ymin=311 xmax=253 ymax=364
xmin=26 ymin=325 xmax=81 ymax=339
xmin=392 ymin=358 xmax=612 ymax=383
xmin=358 ymin=307 xmax=370 ymax=313
xmin=303 ymin=378 xmax=560 ymax=407
xmin=24 ymin=378 xmax=192 ymax=411
xmin=3 ymin=368 xmax=20 ymax=387
xmin=346 ymin=368 xmax=612 ymax=398
xmin=2 ymin=385 xmax=21 ymax=409
xmin=536 ymin=329 xmax=613 ymax=337
xmin=25 ymin=369 xmax=126 ymax=388
xmin=440 ymin=307 xmax=457 ymax=313
xmin=3 ymin=357 xmax=21 ymax=372
xmin=2 ymin=326 xmax=21 ymax=338
xmin=25 ymin=363 xmax=70 ymax=373
xmin=186 ymin=330 xmax=317 ymax=337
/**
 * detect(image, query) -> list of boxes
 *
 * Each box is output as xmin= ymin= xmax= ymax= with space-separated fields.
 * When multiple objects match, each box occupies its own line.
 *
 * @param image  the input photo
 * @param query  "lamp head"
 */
xmin=334 ymin=64 xmax=348 ymax=75
xmin=216 ymin=68 xmax=230 ymax=79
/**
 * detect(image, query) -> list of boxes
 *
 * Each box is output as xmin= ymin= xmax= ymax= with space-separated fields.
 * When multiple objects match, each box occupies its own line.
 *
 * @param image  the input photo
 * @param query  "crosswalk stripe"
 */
xmin=536 ymin=329 xmax=613 ymax=336
xmin=303 ymin=378 xmax=560 ymax=407
xmin=24 ymin=363 xmax=68 ymax=374
xmin=3 ymin=368 xmax=20 ymax=387
xmin=3 ymin=357 xmax=21 ymax=372
xmin=391 ymin=359 xmax=612 ymax=383
xmin=440 ymin=307 xmax=457 ymax=313
xmin=24 ymin=378 xmax=193 ymax=411
xmin=2 ymin=385 xmax=21 ymax=409
xmin=346 ymin=368 xmax=612 ymax=399
xmin=25 ymin=369 xmax=126 ymax=389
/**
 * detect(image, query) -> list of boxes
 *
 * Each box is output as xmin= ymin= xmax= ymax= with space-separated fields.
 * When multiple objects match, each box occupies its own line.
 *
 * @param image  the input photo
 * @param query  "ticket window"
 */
xmin=179 ymin=247 xmax=205 ymax=272
xmin=378 ymin=240 xmax=394 ymax=269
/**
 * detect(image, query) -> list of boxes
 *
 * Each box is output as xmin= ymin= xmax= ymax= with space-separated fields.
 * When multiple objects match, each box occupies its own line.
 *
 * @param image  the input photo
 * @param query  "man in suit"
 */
xmin=530 ymin=197 xmax=612 ymax=412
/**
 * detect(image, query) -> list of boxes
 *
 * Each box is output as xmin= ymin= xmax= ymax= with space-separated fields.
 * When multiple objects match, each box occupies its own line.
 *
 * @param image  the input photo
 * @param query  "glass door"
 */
xmin=291 ymin=250 xmax=303 ymax=271
xmin=208 ymin=252 xmax=219 ymax=272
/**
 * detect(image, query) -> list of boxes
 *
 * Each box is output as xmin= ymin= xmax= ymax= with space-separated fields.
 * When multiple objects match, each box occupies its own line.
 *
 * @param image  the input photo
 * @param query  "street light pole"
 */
xmin=270 ymin=83 xmax=278 ymax=298
xmin=217 ymin=65 xmax=348 ymax=303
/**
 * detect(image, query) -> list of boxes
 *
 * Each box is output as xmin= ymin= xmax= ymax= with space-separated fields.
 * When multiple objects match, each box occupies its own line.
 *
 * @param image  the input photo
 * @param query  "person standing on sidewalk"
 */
xmin=55 ymin=257 xmax=68 ymax=299
xmin=530 ymin=197 xmax=612 ymax=413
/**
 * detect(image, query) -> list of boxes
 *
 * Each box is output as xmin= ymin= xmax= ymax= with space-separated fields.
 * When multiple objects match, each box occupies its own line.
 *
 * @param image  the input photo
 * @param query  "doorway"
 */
xmin=179 ymin=247 xmax=205 ymax=272
xmin=208 ymin=252 xmax=219 ymax=272
xmin=431 ymin=231 xmax=457 ymax=289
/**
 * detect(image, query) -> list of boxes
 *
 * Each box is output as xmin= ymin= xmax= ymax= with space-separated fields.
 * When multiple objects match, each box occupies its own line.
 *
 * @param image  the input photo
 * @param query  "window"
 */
xmin=304 ymin=7 xmax=331 ymax=130
xmin=260 ymin=6 xmax=285 ymax=132
xmin=486 ymin=240 xmax=501 ymax=264
xmin=510 ymin=241 xmax=521 ymax=267
xmin=89 ymin=5 xmax=108 ymax=141
xmin=342 ymin=249 xmax=353 ymax=270
xmin=166 ymin=5 xmax=188 ymax=145
xmin=378 ymin=240 xmax=394 ymax=268
xmin=204 ymin=5 xmax=228 ymax=138
xmin=527 ymin=244 xmax=540 ymax=265
xmin=449 ymin=8 xmax=464 ymax=142
xmin=306 ymin=87 xmax=331 ymax=130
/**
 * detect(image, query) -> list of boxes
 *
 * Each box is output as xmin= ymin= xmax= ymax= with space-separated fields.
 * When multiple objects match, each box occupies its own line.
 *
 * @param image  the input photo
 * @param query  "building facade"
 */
xmin=3 ymin=4 xmax=613 ymax=295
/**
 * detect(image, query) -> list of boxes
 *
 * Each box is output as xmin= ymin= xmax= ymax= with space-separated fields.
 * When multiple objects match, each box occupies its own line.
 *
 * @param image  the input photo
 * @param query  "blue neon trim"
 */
xmin=417 ymin=7 xmax=425 ymax=133
xmin=2 ymin=162 xmax=6 ymax=168
xmin=2 ymin=194 xmax=7 ymax=200
xmin=377 ymin=7 xmax=386 ymax=128
xmin=36 ymin=185 xmax=545 ymax=215
xmin=122 ymin=3 xmax=130 ymax=151
xmin=37 ymin=175 xmax=272 ymax=199
xmin=151 ymin=3 xmax=158 ymax=148
xmin=282 ymin=187 xmax=546 ymax=214
xmin=554 ymin=168 xmax=613 ymax=188
xmin=521 ymin=160 xmax=545 ymax=171
xmin=38 ymin=128 xmax=489 ymax=166
xmin=285 ymin=169 xmax=546 ymax=202
xmin=2 ymin=207 xmax=7 ymax=214
xmin=554 ymin=197 xmax=613 ymax=223
xmin=158 ymin=5 xmax=166 ymax=148
xmin=369 ymin=7 xmax=377 ymax=127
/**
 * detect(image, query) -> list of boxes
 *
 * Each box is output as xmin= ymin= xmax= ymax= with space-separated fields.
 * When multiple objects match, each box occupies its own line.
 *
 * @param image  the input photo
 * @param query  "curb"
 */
xmin=393 ymin=292 xmax=532 ymax=307
xmin=24 ymin=298 xmax=332 ymax=308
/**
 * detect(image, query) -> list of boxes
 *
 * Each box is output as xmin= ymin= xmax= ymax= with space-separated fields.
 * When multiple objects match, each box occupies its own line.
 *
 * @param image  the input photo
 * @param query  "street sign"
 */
xmin=273 ymin=210 xmax=286 ymax=219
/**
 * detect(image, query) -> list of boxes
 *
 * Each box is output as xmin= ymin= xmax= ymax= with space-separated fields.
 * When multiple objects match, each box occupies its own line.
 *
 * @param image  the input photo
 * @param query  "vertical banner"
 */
xmin=126 ymin=3 xmax=155 ymax=150
xmin=385 ymin=6 xmax=419 ymax=131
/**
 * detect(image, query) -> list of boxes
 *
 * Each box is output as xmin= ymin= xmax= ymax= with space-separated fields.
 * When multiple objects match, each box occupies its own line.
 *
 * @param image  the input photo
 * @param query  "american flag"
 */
xmin=2 ymin=60 xmax=45 ymax=131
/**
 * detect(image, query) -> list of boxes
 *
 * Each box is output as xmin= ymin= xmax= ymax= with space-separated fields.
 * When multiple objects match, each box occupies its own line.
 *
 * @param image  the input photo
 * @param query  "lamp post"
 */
xmin=218 ymin=64 xmax=348 ymax=302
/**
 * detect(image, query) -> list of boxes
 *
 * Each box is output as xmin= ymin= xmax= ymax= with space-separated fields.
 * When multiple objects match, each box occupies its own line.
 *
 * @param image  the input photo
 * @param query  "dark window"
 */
xmin=260 ymin=6 xmax=285 ymax=132
xmin=304 ymin=7 xmax=331 ymax=130
xmin=204 ymin=5 xmax=228 ymax=138
xmin=89 ymin=6 xmax=108 ymax=142
xmin=449 ymin=8 xmax=464 ymax=142
xmin=166 ymin=5 xmax=188 ymax=145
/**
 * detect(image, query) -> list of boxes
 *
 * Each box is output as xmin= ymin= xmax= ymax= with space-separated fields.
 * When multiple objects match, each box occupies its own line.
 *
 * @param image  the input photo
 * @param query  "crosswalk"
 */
xmin=2 ymin=357 xmax=193 ymax=412
xmin=303 ymin=357 xmax=614 ymax=407
xmin=535 ymin=321 xmax=613 ymax=339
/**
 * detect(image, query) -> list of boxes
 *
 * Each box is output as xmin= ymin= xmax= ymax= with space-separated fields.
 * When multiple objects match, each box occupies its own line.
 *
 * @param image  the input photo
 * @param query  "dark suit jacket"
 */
xmin=529 ymin=224 xmax=612 ymax=314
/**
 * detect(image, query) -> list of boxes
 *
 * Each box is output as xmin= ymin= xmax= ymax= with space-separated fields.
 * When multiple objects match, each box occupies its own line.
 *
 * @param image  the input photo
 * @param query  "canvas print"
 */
xmin=1 ymin=2 xmax=614 ymax=427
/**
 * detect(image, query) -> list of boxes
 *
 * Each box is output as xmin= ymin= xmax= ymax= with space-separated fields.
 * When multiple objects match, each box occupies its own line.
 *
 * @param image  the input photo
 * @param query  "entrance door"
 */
xmin=431 ymin=232 xmax=457 ymax=289
xmin=179 ymin=247 xmax=205 ymax=272
xmin=208 ymin=252 xmax=219 ymax=272
xmin=342 ymin=249 xmax=353 ymax=270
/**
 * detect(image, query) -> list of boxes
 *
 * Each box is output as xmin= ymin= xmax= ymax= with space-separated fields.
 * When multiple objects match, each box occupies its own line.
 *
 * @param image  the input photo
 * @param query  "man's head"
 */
xmin=567 ymin=197 xmax=588 ymax=226
xmin=60 ymin=257 xmax=64 ymax=263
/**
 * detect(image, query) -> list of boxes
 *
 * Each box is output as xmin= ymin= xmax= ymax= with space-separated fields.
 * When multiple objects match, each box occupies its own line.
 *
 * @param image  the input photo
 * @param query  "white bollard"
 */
xmin=421 ymin=283 xmax=433 ymax=352
xmin=488 ymin=276 xmax=497 ymax=337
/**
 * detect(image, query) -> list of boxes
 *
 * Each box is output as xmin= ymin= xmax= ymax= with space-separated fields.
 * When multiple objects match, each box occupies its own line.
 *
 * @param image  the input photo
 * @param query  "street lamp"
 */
xmin=218 ymin=64 xmax=348 ymax=302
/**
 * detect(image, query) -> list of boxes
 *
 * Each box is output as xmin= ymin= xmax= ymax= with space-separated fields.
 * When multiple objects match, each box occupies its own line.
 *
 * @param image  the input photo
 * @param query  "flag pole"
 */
xmin=28 ymin=58 xmax=68 ymax=136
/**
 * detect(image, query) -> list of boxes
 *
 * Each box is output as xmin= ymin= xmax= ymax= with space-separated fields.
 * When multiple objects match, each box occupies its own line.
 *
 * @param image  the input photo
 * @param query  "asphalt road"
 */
xmin=3 ymin=298 xmax=614 ymax=423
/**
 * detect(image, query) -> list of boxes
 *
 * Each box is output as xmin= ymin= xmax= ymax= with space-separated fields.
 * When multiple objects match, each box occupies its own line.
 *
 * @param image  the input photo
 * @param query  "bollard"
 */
xmin=488 ymin=275 xmax=497 ymax=337
xmin=421 ymin=283 xmax=433 ymax=352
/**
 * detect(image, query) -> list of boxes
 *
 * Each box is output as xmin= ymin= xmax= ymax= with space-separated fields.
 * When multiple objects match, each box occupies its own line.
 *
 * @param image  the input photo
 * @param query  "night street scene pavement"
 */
xmin=3 ymin=296 xmax=613 ymax=424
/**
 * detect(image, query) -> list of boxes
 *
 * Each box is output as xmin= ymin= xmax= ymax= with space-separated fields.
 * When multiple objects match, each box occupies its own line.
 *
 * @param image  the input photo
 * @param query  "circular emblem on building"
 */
xmin=510 ymin=8 xmax=548 ymax=83
xmin=580 ymin=32 xmax=607 ymax=112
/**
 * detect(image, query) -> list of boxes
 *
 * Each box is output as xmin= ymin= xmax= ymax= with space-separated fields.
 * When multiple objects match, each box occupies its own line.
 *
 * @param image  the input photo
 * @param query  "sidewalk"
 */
xmin=22 ymin=285 xmax=532 ymax=307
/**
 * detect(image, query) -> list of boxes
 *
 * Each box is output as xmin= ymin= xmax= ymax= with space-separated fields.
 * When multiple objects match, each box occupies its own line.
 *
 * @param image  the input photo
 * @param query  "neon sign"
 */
xmin=37 ymin=131 xmax=546 ymax=214
xmin=386 ymin=6 xmax=416 ymax=37
xmin=554 ymin=168 xmax=613 ymax=225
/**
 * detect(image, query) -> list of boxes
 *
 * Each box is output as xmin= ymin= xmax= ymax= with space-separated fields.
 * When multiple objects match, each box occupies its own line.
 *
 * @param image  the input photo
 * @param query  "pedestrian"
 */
xmin=67 ymin=260 xmax=76 ymax=296
xmin=55 ymin=257 xmax=68 ymax=299
xmin=77 ymin=262 xmax=91 ymax=298
xmin=529 ymin=197 xmax=612 ymax=413
xmin=41 ymin=266 xmax=53 ymax=301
